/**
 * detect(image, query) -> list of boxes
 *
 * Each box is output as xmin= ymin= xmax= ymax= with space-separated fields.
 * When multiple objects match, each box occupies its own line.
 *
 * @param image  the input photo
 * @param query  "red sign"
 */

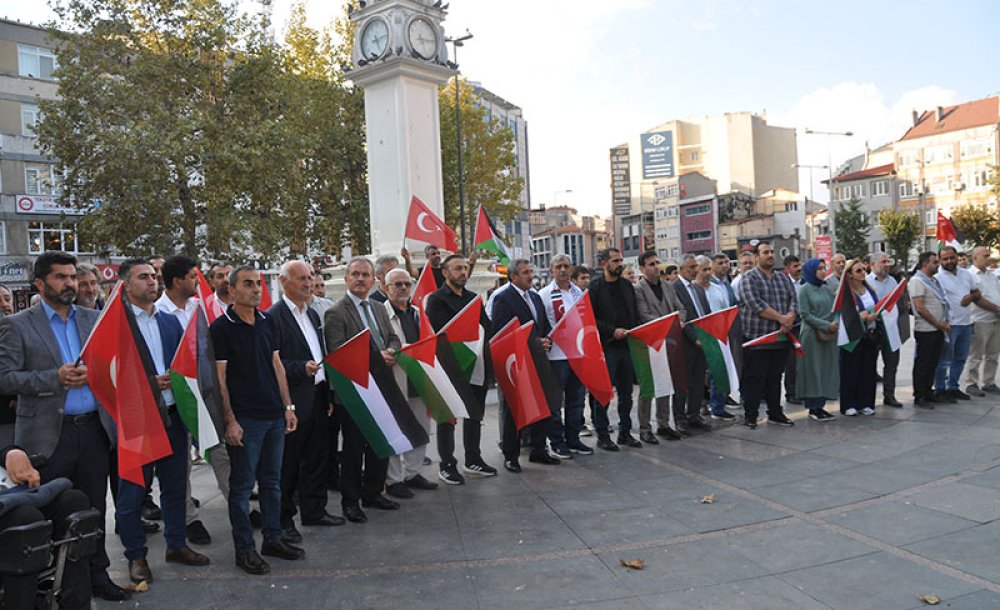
xmin=95 ymin=264 xmax=119 ymax=283
xmin=815 ymin=236 xmax=832 ymax=261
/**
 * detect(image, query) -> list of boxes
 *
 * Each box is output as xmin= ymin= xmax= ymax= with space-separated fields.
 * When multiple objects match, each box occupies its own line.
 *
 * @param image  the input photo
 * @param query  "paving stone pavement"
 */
xmin=97 ymin=340 xmax=1000 ymax=609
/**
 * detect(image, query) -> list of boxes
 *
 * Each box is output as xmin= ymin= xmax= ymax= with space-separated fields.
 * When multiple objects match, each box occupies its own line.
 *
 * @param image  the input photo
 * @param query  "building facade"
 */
xmin=528 ymin=205 xmax=610 ymax=278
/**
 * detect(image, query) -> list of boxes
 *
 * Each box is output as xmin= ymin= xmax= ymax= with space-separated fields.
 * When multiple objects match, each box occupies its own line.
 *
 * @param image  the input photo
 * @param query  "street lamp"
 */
xmin=791 ymin=163 xmax=828 ymax=202
xmin=553 ymin=189 xmax=572 ymax=206
xmin=446 ymin=30 xmax=473 ymax=254
xmin=804 ymin=128 xmax=853 ymax=251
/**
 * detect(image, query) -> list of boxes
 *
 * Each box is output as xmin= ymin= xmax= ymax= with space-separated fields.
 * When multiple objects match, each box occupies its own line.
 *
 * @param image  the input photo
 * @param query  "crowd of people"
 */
xmin=1 ymin=239 xmax=998 ymax=607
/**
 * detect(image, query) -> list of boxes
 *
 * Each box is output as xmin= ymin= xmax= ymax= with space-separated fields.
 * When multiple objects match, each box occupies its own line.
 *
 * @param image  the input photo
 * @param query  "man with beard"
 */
xmin=75 ymin=263 xmax=102 ymax=310
xmin=933 ymin=246 xmax=981 ymax=401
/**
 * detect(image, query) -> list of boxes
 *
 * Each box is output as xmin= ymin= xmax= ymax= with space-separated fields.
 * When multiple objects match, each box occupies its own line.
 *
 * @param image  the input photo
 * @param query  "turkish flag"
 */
xmin=196 ymin=268 xmax=224 ymax=323
xmin=404 ymin=196 xmax=458 ymax=252
xmin=258 ymin=271 xmax=273 ymax=310
xmin=548 ymin=291 xmax=614 ymax=406
xmin=410 ymin=263 xmax=437 ymax=339
xmin=82 ymin=284 xmax=172 ymax=485
xmin=489 ymin=321 xmax=550 ymax=431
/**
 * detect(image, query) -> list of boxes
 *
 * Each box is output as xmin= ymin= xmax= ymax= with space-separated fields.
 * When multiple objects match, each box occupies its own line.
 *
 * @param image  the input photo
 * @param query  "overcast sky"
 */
xmin=4 ymin=0 xmax=999 ymax=217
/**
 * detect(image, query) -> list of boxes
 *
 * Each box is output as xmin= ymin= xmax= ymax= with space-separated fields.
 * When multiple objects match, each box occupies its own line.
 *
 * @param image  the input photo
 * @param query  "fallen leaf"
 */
xmin=700 ymin=493 xmax=716 ymax=504
xmin=916 ymin=593 xmax=941 ymax=605
xmin=123 ymin=581 xmax=149 ymax=592
xmin=619 ymin=558 xmax=645 ymax=570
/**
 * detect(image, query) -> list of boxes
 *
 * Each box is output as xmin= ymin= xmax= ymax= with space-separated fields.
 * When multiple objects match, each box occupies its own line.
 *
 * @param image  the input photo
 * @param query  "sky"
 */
xmin=4 ymin=0 xmax=1000 ymax=217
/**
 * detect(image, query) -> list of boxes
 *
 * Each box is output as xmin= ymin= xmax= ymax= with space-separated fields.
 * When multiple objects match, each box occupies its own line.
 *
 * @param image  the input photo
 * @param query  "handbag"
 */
xmin=815 ymin=328 xmax=836 ymax=342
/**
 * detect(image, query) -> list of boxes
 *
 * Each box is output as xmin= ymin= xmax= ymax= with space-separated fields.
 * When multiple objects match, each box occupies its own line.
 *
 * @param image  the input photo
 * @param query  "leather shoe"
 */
xmin=361 ymin=495 xmax=400 ymax=510
xmin=186 ymin=519 xmax=211 ymax=545
xmin=141 ymin=497 xmax=162 ymax=521
xmin=639 ymin=431 xmax=659 ymax=445
xmin=528 ymin=451 xmax=561 ymax=465
xmin=883 ymin=396 xmax=903 ymax=408
xmin=596 ymin=438 xmax=619 ymax=452
xmin=92 ymin=578 xmax=132 ymax=601
xmin=617 ymin=434 xmax=642 ymax=448
xmin=504 ymin=459 xmax=522 ymax=473
xmin=261 ymin=538 xmax=305 ymax=561
xmin=129 ymin=558 xmax=153 ymax=584
xmin=281 ymin=524 xmax=303 ymax=543
xmin=302 ymin=512 xmax=346 ymax=527
xmin=165 ymin=546 xmax=210 ymax=566
xmin=343 ymin=505 xmax=368 ymax=523
xmin=404 ymin=474 xmax=439 ymax=490
xmin=656 ymin=427 xmax=682 ymax=441
xmin=386 ymin=482 xmax=415 ymax=499
xmin=688 ymin=418 xmax=712 ymax=431
xmin=235 ymin=550 xmax=270 ymax=575
xmin=142 ymin=519 xmax=161 ymax=534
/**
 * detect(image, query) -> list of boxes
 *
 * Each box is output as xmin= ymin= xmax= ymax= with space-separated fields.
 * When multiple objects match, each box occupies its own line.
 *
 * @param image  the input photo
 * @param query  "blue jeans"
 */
xmin=935 ymin=324 xmax=972 ymax=392
xmin=550 ymin=360 xmax=584 ymax=446
xmin=709 ymin=379 xmax=726 ymax=415
xmin=227 ymin=417 xmax=285 ymax=552
xmin=116 ymin=409 xmax=189 ymax=559
xmin=593 ymin=346 xmax=634 ymax=439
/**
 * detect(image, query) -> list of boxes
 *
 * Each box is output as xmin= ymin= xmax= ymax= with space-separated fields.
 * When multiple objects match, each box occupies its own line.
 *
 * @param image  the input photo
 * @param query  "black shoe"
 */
xmin=639 ymin=431 xmax=659 ymax=445
xmin=528 ymin=451 xmax=561 ymax=465
xmin=688 ymin=418 xmax=713 ymax=431
xmin=141 ymin=496 xmax=162 ymax=521
xmin=710 ymin=411 xmax=736 ymax=421
xmin=656 ymin=427 xmax=682 ymax=441
xmin=438 ymin=464 xmax=466 ymax=485
xmin=883 ymin=396 xmax=903 ymax=408
xmin=261 ymin=538 xmax=305 ymax=560
xmin=93 ymin=577 xmax=133 ymax=601
xmin=914 ymin=398 xmax=936 ymax=410
xmin=566 ymin=441 xmax=594 ymax=455
xmin=674 ymin=426 xmax=692 ymax=437
xmin=768 ymin=414 xmax=795 ymax=427
xmin=142 ymin=519 xmax=161 ymax=534
xmin=744 ymin=418 xmax=758 ymax=429
xmin=235 ymin=550 xmax=270 ymax=575
xmin=302 ymin=512 xmax=346 ymax=526
xmin=343 ymin=505 xmax=367 ymax=523
xmin=186 ymin=519 xmax=211 ymax=545
xmin=404 ymin=474 xmax=439 ymax=490
xmin=504 ymin=459 xmax=522 ymax=473
xmin=463 ymin=459 xmax=499 ymax=477
xmin=949 ymin=389 xmax=971 ymax=401
xmin=386 ymin=482 xmax=415 ymax=499
xmin=191 ymin=496 xmax=201 ymax=508
xmin=361 ymin=495 xmax=400 ymax=510
xmin=617 ymin=434 xmax=642 ymax=448
xmin=933 ymin=391 xmax=957 ymax=404
xmin=249 ymin=509 xmax=262 ymax=529
xmin=281 ymin=524 xmax=303 ymax=543
xmin=596 ymin=437 xmax=620 ymax=452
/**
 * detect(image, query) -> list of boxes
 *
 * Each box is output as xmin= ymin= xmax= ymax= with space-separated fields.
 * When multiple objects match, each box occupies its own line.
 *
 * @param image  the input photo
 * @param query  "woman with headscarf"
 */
xmin=796 ymin=258 xmax=839 ymax=420
xmin=839 ymin=257 xmax=881 ymax=416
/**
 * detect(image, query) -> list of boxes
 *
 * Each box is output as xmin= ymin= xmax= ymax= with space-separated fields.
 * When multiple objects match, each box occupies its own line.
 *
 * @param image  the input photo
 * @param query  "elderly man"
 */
xmin=383 ymin=268 xmax=438 ymax=497
xmin=75 ymin=263 xmax=102 ymax=310
xmin=963 ymin=246 xmax=1000 ymax=396
xmin=825 ymin=253 xmax=847 ymax=292
xmin=867 ymin=252 xmax=905 ymax=407
xmin=672 ymin=255 xmax=714 ymax=434
xmin=370 ymin=255 xmax=399 ymax=304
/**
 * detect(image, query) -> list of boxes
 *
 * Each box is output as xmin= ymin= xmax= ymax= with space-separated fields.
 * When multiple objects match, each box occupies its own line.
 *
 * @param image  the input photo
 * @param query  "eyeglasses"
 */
xmin=390 ymin=281 xmax=412 ymax=289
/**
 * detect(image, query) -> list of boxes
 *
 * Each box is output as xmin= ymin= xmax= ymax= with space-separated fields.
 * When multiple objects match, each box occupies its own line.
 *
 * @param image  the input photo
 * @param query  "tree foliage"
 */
xmin=951 ymin=202 xmax=1000 ymax=251
xmin=439 ymin=78 xmax=524 ymax=252
xmin=833 ymin=199 xmax=870 ymax=259
xmin=877 ymin=209 xmax=921 ymax=268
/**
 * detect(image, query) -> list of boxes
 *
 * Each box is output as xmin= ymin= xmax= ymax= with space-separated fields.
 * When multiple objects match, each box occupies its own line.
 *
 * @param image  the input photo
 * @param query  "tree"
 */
xmin=878 ymin=209 xmax=921 ymax=268
xmin=439 ymin=78 xmax=524 ymax=253
xmin=833 ymin=199 xmax=870 ymax=259
xmin=951 ymin=203 xmax=1000 ymax=251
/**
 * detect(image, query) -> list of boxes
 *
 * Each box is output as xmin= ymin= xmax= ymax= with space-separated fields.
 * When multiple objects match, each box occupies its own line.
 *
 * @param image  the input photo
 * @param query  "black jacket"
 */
xmin=267 ymin=300 xmax=327 ymax=422
xmin=588 ymin=275 xmax=640 ymax=347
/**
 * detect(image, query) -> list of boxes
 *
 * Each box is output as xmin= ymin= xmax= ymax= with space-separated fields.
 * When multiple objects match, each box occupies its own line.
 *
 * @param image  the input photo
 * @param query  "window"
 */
xmin=655 ymin=230 xmax=668 ymax=241
xmin=684 ymin=203 xmax=711 ymax=216
xmin=24 ymin=164 xmax=58 ymax=195
xmin=961 ymin=139 xmax=991 ymax=159
xmin=898 ymin=182 xmax=914 ymax=198
xmin=873 ymin=180 xmax=889 ymax=197
xmin=665 ymin=184 xmax=679 ymax=197
xmin=667 ymin=205 xmax=679 ymax=217
xmin=686 ymin=230 xmax=711 ymax=241
xmin=783 ymin=202 xmax=798 ymax=212
xmin=668 ymin=226 xmax=680 ymax=239
xmin=21 ymin=104 xmax=40 ymax=136
xmin=18 ymin=45 xmax=57 ymax=79
xmin=872 ymin=241 xmax=886 ymax=253
xmin=925 ymin=210 xmax=935 ymax=226
xmin=0 ymin=222 xmax=7 ymax=254
xmin=28 ymin=222 xmax=82 ymax=254
xmin=670 ymin=247 xmax=680 ymax=258
xmin=690 ymin=151 xmax=699 ymax=162
xmin=898 ymin=150 xmax=917 ymax=166
xmin=972 ymin=168 xmax=991 ymax=190
xmin=654 ymin=186 xmax=667 ymax=201
xmin=853 ymin=183 xmax=867 ymax=199
xmin=924 ymin=145 xmax=953 ymax=165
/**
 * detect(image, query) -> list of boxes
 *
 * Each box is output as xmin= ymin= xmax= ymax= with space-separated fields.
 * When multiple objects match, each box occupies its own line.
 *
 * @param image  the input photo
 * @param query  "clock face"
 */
xmin=408 ymin=18 xmax=438 ymax=59
xmin=360 ymin=18 xmax=389 ymax=60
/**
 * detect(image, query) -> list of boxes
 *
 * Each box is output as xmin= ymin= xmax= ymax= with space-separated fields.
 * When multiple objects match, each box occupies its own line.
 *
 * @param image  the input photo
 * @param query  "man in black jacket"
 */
xmin=588 ymin=248 xmax=642 ymax=451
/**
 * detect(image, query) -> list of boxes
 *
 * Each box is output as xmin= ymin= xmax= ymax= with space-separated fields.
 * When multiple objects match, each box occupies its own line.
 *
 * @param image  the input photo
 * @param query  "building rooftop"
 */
xmin=899 ymin=96 xmax=1000 ymax=141
xmin=827 ymin=163 xmax=895 ymax=184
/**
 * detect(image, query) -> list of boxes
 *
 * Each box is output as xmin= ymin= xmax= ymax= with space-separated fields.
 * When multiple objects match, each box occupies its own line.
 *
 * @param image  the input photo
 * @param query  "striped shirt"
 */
xmin=738 ymin=266 xmax=798 ymax=341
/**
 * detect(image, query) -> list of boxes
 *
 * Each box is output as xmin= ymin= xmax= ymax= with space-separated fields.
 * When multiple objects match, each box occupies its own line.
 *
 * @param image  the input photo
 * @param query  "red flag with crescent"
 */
xmin=404 ymin=196 xmax=458 ymax=252
xmin=489 ymin=320 xmax=549 ymax=431
xmin=548 ymin=291 xmax=614 ymax=406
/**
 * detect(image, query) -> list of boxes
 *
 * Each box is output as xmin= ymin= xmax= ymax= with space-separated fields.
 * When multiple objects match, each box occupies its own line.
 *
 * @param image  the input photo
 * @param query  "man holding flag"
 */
xmin=909 ymin=252 xmax=951 ymax=408
xmin=866 ymin=253 xmax=905 ymax=407
xmin=673 ymin=255 xmax=714 ymax=434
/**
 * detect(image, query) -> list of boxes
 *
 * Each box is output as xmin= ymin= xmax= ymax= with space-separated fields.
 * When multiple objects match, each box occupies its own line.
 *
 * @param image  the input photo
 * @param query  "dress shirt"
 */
xmin=309 ymin=295 xmax=333 ymax=318
xmin=347 ymin=292 xmax=384 ymax=344
xmin=704 ymin=280 xmax=729 ymax=313
xmin=41 ymin=301 xmax=96 ymax=415
xmin=511 ymin=284 xmax=539 ymax=324
xmin=866 ymin=272 xmax=898 ymax=302
xmin=282 ymin=295 xmax=325 ymax=384
xmin=130 ymin=303 xmax=174 ymax=406
xmin=935 ymin=266 xmax=977 ymax=326
xmin=155 ymin=292 xmax=199 ymax=329
xmin=970 ymin=266 xmax=1000 ymax=324
xmin=711 ymin=275 xmax=737 ymax=307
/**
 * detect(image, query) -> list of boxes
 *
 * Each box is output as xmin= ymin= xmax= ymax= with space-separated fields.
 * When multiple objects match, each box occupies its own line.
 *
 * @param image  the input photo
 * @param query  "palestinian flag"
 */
xmin=81 ymin=283 xmax=172 ymax=485
xmin=323 ymin=329 xmax=430 ymax=459
xmin=168 ymin=303 xmax=224 ymax=455
xmin=743 ymin=329 xmax=804 ymax=357
xmin=196 ymin=268 xmax=224 ymax=323
xmin=875 ymin=278 xmax=909 ymax=353
xmin=626 ymin=312 xmax=684 ymax=400
xmin=548 ymin=291 xmax=614 ymax=406
xmin=688 ymin=306 xmax=741 ymax=396
xmin=437 ymin=296 xmax=487 ymax=386
xmin=489 ymin=321 xmax=555 ymax=431
xmin=473 ymin=205 xmax=512 ymax=264
xmin=410 ymin=263 xmax=437 ymax=339
xmin=832 ymin=275 xmax=865 ymax=352
xmin=936 ymin=211 xmax=964 ymax=249
xmin=395 ymin=333 xmax=481 ymax=423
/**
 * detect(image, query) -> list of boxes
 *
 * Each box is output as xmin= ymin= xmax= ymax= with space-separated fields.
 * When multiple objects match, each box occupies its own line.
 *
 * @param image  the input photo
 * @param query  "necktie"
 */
xmin=362 ymin=300 xmax=385 ymax=351
xmin=552 ymin=289 xmax=565 ymax=322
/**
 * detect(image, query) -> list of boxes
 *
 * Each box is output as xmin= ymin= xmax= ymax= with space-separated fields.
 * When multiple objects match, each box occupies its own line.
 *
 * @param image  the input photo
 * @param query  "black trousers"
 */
xmin=741 ymin=346 xmax=791 ymax=420
xmin=327 ymin=401 xmax=342 ymax=488
xmin=675 ymin=343 xmax=707 ymax=424
xmin=37 ymin=416 xmax=111 ymax=583
xmin=437 ymin=384 xmax=485 ymax=468
xmin=337 ymin=406 xmax=388 ymax=508
xmin=499 ymin=393 xmax=552 ymax=461
xmin=913 ymin=330 xmax=945 ymax=401
xmin=840 ymin=337 xmax=878 ymax=412
xmin=878 ymin=340 xmax=901 ymax=400
xmin=281 ymin=384 xmax=331 ymax=525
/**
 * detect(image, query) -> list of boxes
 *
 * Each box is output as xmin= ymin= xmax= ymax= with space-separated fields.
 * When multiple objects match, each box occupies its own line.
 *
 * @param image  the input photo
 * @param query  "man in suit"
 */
xmin=0 ymin=251 xmax=132 ymax=601
xmin=324 ymin=257 xmax=402 ymax=523
xmin=114 ymin=259 xmax=209 ymax=585
xmin=270 ymin=261 xmax=345 ymax=545
xmin=634 ymin=250 xmax=686 ymax=443
xmin=589 ymin=248 xmax=642 ymax=451
xmin=673 ymin=254 xmax=714 ymax=434
xmin=491 ymin=259 xmax=561 ymax=472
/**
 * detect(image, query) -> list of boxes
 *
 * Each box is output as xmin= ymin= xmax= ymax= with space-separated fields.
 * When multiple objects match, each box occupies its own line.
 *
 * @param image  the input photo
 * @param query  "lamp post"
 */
xmin=791 ymin=163 xmax=828 ymax=202
xmin=804 ymin=129 xmax=853 ymax=252
xmin=446 ymin=31 xmax=473 ymax=254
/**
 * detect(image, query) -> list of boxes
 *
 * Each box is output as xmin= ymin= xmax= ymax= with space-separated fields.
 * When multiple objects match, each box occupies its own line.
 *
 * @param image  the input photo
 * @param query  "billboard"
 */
xmin=815 ymin=235 xmax=832 ymax=261
xmin=641 ymin=131 xmax=674 ymax=180
xmin=15 ymin=194 xmax=85 ymax=216
xmin=610 ymin=145 xmax=631 ymax=216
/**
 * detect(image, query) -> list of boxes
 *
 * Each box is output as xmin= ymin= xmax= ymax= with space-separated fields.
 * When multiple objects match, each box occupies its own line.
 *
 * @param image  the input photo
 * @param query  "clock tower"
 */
xmin=348 ymin=0 xmax=456 ymax=256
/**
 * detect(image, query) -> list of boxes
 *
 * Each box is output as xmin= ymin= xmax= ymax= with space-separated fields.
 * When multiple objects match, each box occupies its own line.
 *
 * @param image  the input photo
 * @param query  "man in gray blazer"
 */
xmin=634 ymin=251 xmax=686 ymax=443
xmin=0 ymin=251 xmax=131 ymax=601
xmin=324 ymin=256 xmax=402 ymax=524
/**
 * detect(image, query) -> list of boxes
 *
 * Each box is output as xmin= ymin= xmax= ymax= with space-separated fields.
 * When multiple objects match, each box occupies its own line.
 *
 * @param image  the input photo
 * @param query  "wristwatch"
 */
xmin=285 ymin=404 xmax=296 ymax=412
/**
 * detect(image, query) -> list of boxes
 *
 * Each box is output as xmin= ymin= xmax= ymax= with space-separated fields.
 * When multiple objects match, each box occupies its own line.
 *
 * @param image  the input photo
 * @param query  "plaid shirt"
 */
xmin=738 ymin=266 xmax=798 ymax=341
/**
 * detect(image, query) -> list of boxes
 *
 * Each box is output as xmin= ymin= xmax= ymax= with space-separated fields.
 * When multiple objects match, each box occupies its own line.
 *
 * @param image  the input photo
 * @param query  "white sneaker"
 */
xmin=861 ymin=407 xmax=875 ymax=416
xmin=844 ymin=407 xmax=858 ymax=416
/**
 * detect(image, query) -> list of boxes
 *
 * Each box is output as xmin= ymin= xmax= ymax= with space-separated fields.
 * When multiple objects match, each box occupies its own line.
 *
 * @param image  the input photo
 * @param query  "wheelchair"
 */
xmin=0 ymin=508 xmax=102 ymax=610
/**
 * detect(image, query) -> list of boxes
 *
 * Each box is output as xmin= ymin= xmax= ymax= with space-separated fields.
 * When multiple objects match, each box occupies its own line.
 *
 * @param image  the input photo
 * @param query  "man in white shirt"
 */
xmin=963 ymin=246 xmax=1000 ymax=396
xmin=866 ymin=253 xmax=903 ymax=407
xmin=934 ymin=246 xmax=981 ymax=400
xmin=729 ymin=251 xmax=754 ymax=298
